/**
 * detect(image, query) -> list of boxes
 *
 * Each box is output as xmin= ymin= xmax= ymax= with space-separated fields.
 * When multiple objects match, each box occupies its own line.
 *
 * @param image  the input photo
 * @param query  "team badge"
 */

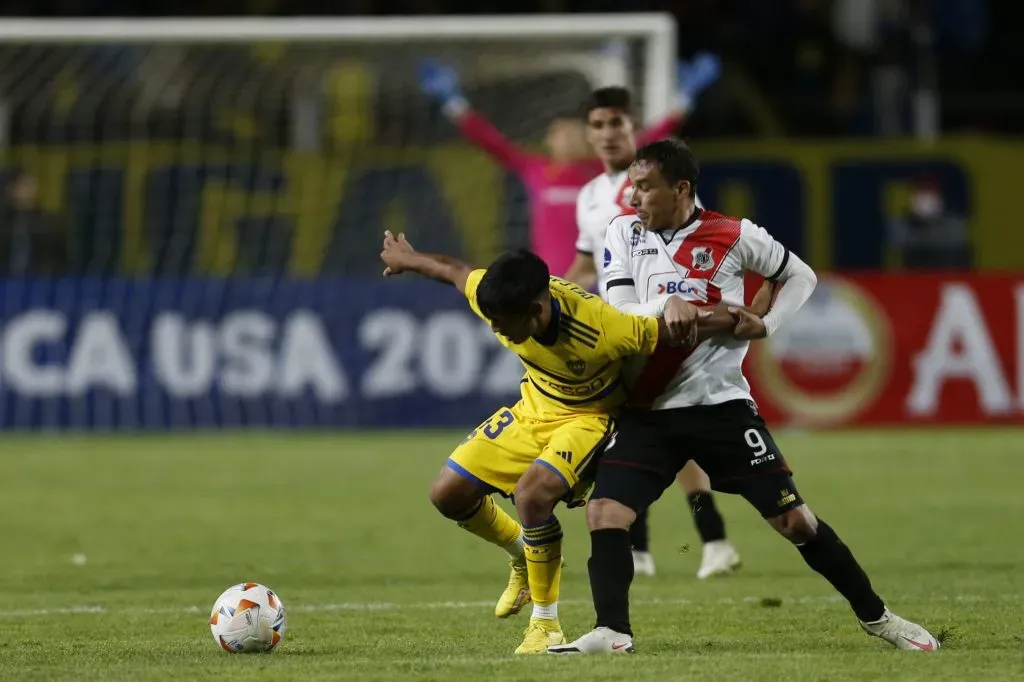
xmin=630 ymin=223 xmax=644 ymax=248
xmin=566 ymin=359 xmax=587 ymax=376
xmin=691 ymin=246 xmax=715 ymax=271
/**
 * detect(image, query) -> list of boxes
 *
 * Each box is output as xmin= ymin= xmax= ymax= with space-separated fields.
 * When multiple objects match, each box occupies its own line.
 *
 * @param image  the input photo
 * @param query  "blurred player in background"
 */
xmin=550 ymin=139 xmax=940 ymax=655
xmin=379 ymin=230 xmax=767 ymax=654
xmin=569 ymin=84 xmax=742 ymax=580
xmin=417 ymin=54 xmax=720 ymax=278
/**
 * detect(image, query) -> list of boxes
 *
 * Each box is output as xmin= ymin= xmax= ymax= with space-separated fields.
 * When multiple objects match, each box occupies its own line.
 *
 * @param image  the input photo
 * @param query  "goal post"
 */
xmin=0 ymin=14 xmax=678 ymax=272
xmin=0 ymin=15 xmax=677 ymax=125
xmin=0 ymin=15 xmax=677 ymax=431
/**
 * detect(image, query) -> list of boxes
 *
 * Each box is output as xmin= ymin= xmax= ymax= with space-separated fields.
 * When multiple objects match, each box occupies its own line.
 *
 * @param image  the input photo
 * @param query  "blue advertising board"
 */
xmin=0 ymin=278 xmax=522 ymax=430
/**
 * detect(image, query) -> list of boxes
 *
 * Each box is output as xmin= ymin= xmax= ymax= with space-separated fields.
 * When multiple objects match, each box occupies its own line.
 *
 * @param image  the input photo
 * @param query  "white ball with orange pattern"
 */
xmin=209 ymin=582 xmax=287 ymax=653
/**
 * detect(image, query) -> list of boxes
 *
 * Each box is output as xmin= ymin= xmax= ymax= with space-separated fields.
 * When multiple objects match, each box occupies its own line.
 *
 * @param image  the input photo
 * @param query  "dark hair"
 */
xmin=634 ymin=138 xmax=699 ymax=198
xmin=583 ymin=86 xmax=632 ymax=117
xmin=477 ymin=249 xmax=550 ymax=319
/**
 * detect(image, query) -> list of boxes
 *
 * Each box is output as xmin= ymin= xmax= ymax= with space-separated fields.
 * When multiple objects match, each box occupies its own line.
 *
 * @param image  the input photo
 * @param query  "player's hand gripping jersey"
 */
xmin=449 ymin=269 xmax=660 ymax=499
xmin=603 ymin=210 xmax=791 ymax=409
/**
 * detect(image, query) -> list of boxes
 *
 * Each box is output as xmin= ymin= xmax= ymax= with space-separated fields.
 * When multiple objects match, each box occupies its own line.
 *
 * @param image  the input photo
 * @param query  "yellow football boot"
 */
xmin=495 ymin=559 xmax=531 ymax=618
xmin=514 ymin=618 xmax=565 ymax=654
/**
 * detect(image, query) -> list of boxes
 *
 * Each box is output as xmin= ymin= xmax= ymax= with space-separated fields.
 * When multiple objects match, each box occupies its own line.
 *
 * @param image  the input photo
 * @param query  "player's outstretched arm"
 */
xmin=661 ymin=298 xmax=751 ymax=346
xmin=417 ymin=59 xmax=531 ymax=173
xmin=635 ymin=53 xmax=721 ymax=145
xmin=749 ymin=279 xmax=779 ymax=317
xmin=380 ymin=230 xmax=472 ymax=293
xmin=663 ymin=294 xmax=779 ymax=347
xmin=696 ymin=280 xmax=780 ymax=341
xmin=695 ymin=305 xmax=757 ymax=343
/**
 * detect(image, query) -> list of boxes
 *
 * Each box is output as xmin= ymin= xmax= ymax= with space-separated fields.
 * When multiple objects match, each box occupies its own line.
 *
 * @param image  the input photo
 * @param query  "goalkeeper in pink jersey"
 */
xmin=417 ymin=55 xmax=720 ymax=278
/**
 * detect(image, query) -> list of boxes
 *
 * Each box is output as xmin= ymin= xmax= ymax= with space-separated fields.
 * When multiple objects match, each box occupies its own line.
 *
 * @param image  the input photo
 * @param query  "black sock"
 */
xmin=588 ymin=529 xmax=634 ymax=636
xmin=688 ymin=492 xmax=726 ymax=543
xmin=628 ymin=508 xmax=649 ymax=552
xmin=797 ymin=518 xmax=885 ymax=622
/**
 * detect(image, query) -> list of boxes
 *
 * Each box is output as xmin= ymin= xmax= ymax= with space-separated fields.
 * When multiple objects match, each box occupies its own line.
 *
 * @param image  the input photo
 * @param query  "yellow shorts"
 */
xmin=448 ymin=403 xmax=615 ymax=502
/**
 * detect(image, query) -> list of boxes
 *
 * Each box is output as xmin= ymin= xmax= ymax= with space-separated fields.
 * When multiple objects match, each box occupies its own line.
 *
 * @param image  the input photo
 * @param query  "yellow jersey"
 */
xmin=464 ymin=269 xmax=659 ymax=419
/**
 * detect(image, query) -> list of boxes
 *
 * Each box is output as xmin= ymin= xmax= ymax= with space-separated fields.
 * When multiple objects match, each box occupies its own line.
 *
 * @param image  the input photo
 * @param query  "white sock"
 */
xmin=504 ymin=530 xmax=525 ymax=561
xmin=532 ymin=602 xmax=558 ymax=620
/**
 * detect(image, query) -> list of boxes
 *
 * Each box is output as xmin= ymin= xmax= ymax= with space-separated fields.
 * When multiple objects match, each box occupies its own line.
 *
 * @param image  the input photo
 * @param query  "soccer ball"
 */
xmin=209 ymin=583 xmax=287 ymax=653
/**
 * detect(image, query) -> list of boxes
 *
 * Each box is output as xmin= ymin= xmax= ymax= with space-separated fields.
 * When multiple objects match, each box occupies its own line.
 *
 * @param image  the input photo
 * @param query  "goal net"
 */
xmin=0 ymin=16 xmax=676 ymax=430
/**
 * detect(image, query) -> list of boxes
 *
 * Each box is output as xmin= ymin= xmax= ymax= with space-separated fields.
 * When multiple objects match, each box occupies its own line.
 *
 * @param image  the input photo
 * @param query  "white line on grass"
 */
xmin=1 ymin=593 xmax=1012 ymax=619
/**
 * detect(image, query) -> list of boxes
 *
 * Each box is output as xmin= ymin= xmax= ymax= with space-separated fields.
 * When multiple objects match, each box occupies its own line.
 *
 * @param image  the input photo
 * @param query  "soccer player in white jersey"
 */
xmin=564 ymin=86 xmax=741 ymax=580
xmin=549 ymin=139 xmax=940 ymax=655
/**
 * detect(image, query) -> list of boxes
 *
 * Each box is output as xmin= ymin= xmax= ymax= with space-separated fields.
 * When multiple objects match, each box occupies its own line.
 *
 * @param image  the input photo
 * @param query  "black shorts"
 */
xmin=591 ymin=399 xmax=803 ymax=518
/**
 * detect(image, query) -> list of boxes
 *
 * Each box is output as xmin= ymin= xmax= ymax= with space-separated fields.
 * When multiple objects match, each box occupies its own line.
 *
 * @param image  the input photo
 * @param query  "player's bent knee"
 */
xmin=677 ymin=460 xmax=712 ymax=494
xmin=429 ymin=466 xmax=484 ymax=520
xmin=767 ymin=504 xmax=818 ymax=544
xmin=514 ymin=464 xmax=564 ymax=525
xmin=586 ymin=497 xmax=636 ymax=531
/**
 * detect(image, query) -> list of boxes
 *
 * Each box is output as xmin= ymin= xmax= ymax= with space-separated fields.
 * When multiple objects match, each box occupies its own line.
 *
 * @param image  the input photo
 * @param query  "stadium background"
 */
xmin=0 ymin=0 xmax=1017 ymax=431
xmin=4 ymin=3 xmax=1023 ymax=680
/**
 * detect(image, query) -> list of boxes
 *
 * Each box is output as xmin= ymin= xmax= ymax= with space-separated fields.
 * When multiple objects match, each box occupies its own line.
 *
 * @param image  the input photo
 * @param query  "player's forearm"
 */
xmin=694 ymin=305 xmax=749 ymax=343
xmin=606 ymin=282 xmax=667 ymax=318
xmin=574 ymin=272 xmax=598 ymax=293
xmin=762 ymin=255 xmax=817 ymax=336
xmin=565 ymin=267 xmax=597 ymax=293
xmin=615 ymin=298 xmax=667 ymax=318
xmin=455 ymin=111 xmax=527 ymax=171
xmin=635 ymin=111 xmax=684 ymax=145
xmin=564 ymin=253 xmax=598 ymax=292
xmin=403 ymin=253 xmax=473 ymax=290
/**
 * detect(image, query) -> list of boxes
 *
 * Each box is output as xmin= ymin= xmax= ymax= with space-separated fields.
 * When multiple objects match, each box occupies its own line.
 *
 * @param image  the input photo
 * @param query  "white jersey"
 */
xmin=575 ymin=170 xmax=633 ymax=295
xmin=574 ymin=169 xmax=702 ymax=295
xmin=604 ymin=209 xmax=789 ymax=410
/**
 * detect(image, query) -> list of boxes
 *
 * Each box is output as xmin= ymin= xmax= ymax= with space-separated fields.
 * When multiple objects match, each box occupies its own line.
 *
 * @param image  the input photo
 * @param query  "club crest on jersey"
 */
xmin=630 ymin=223 xmax=644 ymax=247
xmin=656 ymin=281 xmax=699 ymax=297
xmin=566 ymin=359 xmax=587 ymax=376
xmin=691 ymin=246 xmax=715 ymax=272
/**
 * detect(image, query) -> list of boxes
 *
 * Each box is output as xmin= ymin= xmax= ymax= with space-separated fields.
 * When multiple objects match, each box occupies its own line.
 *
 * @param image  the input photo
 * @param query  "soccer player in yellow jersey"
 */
xmin=380 ymin=230 xmax=751 ymax=654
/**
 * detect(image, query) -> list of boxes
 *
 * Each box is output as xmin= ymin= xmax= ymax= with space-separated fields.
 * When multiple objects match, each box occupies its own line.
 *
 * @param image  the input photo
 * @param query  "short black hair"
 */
xmin=584 ymin=86 xmax=632 ymax=117
xmin=477 ymin=249 xmax=550 ymax=319
xmin=634 ymin=138 xmax=699 ymax=198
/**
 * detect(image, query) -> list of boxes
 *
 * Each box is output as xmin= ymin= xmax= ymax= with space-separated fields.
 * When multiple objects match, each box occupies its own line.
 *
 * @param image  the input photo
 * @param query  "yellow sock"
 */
xmin=522 ymin=515 xmax=563 ymax=616
xmin=456 ymin=496 xmax=524 ymax=558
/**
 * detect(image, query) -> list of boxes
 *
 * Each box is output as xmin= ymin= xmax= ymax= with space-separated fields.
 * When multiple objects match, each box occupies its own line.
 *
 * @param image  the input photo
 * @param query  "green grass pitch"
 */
xmin=2 ymin=429 xmax=1023 ymax=681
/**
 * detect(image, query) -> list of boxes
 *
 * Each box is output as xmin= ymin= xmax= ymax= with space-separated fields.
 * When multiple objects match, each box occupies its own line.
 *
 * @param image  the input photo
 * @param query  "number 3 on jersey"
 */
xmin=464 ymin=408 xmax=515 ymax=442
xmin=484 ymin=409 xmax=515 ymax=439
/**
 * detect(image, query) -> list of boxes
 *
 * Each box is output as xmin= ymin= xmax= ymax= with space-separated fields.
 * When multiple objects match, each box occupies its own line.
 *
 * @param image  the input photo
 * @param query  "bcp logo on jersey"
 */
xmin=657 ymin=281 xmax=698 ymax=296
xmin=648 ymin=273 xmax=708 ymax=302
xmin=647 ymin=272 xmax=712 ymax=301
